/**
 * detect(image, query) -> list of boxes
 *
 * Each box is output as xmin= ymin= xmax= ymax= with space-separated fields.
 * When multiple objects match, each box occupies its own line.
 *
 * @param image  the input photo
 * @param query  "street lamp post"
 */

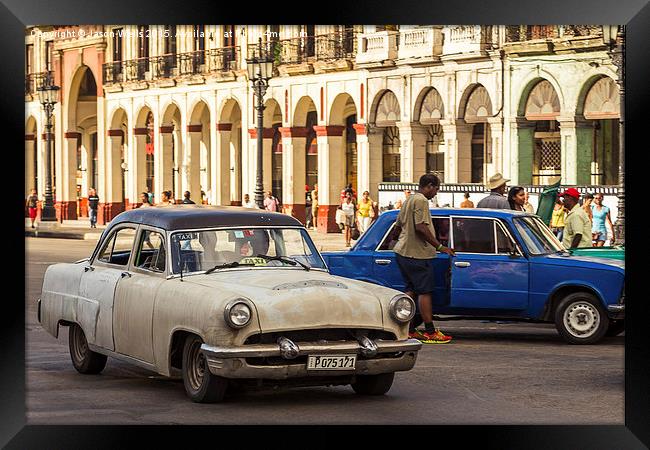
xmin=246 ymin=38 xmax=274 ymax=209
xmin=37 ymin=72 xmax=60 ymax=222
xmin=609 ymin=26 xmax=625 ymax=245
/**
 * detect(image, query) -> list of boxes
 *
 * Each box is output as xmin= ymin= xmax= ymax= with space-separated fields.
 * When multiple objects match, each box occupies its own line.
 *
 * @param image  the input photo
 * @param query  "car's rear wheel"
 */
xmin=554 ymin=293 xmax=609 ymax=344
xmin=605 ymin=319 xmax=625 ymax=337
xmin=182 ymin=335 xmax=228 ymax=403
xmin=68 ymin=323 xmax=107 ymax=374
xmin=351 ymin=372 xmax=394 ymax=395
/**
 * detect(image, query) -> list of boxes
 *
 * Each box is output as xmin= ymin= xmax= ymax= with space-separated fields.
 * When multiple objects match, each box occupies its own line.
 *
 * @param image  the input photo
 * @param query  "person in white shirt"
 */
xmin=242 ymin=194 xmax=256 ymax=208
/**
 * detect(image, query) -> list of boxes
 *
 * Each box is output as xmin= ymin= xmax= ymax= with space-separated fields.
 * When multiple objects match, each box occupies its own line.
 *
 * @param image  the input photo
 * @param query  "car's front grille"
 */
xmin=244 ymin=328 xmax=397 ymax=345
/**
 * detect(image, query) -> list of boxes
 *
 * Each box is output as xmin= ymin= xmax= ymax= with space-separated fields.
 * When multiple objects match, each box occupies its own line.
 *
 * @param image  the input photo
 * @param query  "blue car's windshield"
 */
xmin=513 ymin=216 xmax=565 ymax=255
xmin=170 ymin=227 xmax=327 ymax=274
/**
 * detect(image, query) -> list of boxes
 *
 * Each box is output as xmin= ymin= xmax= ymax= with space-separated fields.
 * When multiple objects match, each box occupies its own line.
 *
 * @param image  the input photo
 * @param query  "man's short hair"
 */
xmin=419 ymin=173 xmax=440 ymax=188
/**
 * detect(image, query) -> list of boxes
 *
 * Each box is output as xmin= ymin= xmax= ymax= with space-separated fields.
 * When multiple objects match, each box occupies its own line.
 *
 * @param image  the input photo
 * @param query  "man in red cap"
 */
xmin=559 ymin=188 xmax=592 ymax=249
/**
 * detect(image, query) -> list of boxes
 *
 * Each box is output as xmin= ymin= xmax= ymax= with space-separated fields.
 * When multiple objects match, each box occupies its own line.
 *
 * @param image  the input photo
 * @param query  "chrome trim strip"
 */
xmin=200 ymin=339 xmax=422 ymax=358
xmin=607 ymin=304 xmax=625 ymax=312
xmin=88 ymin=343 xmax=158 ymax=372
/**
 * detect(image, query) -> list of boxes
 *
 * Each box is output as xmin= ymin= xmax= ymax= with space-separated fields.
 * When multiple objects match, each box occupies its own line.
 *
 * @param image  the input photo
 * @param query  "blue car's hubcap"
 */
xmin=564 ymin=302 xmax=599 ymax=338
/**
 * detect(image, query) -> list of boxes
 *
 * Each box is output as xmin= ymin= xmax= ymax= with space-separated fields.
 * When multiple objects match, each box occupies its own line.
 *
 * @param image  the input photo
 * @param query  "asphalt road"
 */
xmin=25 ymin=237 xmax=624 ymax=425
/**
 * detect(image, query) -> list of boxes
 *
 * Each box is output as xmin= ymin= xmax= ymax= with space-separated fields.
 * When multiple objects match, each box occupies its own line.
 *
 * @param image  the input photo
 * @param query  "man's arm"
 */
xmin=414 ymin=223 xmax=456 ymax=256
xmin=570 ymin=233 xmax=583 ymax=249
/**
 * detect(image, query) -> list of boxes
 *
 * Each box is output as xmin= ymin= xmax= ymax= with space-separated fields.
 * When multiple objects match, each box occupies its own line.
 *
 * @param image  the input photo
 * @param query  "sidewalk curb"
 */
xmin=25 ymin=230 xmax=101 ymax=240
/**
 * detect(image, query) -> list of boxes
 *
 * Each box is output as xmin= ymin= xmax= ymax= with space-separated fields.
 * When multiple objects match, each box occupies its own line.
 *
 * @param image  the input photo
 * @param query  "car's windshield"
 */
xmin=169 ymin=227 xmax=326 ymax=274
xmin=512 ymin=216 xmax=565 ymax=255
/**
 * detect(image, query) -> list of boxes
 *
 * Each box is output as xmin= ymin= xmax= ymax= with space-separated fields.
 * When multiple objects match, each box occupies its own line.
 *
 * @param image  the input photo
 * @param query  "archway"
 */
xmin=217 ymin=99 xmax=243 ymax=205
xmin=372 ymin=90 xmax=402 ymax=183
xmin=66 ymin=65 xmax=98 ymax=218
xmin=459 ymin=84 xmax=492 ymax=184
xmin=416 ymin=87 xmax=446 ymax=180
xmin=579 ymin=76 xmax=620 ymax=185
xmin=329 ymin=93 xmax=358 ymax=196
xmin=520 ymin=79 xmax=561 ymax=185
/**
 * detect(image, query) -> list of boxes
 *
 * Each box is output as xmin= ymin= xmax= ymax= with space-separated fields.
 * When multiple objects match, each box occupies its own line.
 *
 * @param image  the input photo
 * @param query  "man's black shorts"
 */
xmin=395 ymin=254 xmax=435 ymax=295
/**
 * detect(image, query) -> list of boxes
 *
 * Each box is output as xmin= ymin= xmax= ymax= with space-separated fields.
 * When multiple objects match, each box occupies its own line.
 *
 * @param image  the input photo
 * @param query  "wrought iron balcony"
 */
xmin=102 ymin=47 xmax=240 ymax=85
xmin=505 ymin=25 xmax=603 ymax=42
xmin=251 ymin=32 xmax=358 ymax=68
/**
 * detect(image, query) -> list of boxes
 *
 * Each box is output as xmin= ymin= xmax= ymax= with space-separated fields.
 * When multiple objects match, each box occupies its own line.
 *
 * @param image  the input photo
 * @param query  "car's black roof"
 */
xmin=107 ymin=205 xmax=303 ymax=232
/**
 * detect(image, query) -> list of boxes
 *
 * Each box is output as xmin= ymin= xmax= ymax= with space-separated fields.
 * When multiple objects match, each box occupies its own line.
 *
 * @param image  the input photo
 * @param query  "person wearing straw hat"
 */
xmin=477 ymin=173 xmax=511 ymax=209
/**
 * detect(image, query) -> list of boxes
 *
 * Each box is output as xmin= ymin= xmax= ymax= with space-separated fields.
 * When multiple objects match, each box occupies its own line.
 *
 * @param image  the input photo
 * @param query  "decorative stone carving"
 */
xmin=525 ymin=80 xmax=560 ymax=120
xmin=419 ymin=88 xmax=444 ymax=124
xmin=464 ymin=85 xmax=492 ymax=123
xmin=584 ymin=77 xmax=619 ymax=120
xmin=375 ymin=91 xmax=401 ymax=127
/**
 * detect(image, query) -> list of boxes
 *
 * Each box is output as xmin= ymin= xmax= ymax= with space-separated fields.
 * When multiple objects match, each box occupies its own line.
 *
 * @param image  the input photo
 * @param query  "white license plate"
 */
xmin=307 ymin=354 xmax=356 ymax=370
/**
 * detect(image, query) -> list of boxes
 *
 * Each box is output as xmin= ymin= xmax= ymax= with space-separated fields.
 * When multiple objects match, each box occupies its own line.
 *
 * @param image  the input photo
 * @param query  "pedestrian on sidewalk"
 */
xmin=550 ymin=199 xmax=566 ymax=241
xmin=507 ymin=186 xmax=527 ymax=211
xmin=460 ymin=192 xmax=474 ymax=208
xmin=559 ymin=188 xmax=592 ymax=249
xmin=477 ymin=173 xmax=511 ymax=209
xmin=591 ymin=193 xmax=615 ymax=247
xmin=139 ymin=192 xmax=152 ymax=207
xmin=312 ymin=184 xmax=319 ymax=228
xmin=305 ymin=185 xmax=313 ymax=229
xmin=182 ymin=191 xmax=195 ymax=204
xmin=242 ymin=194 xmax=256 ymax=208
xmin=264 ymin=191 xmax=279 ymax=212
xmin=26 ymin=189 xmax=38 ymax=228
xmin=341 ymin=192 xmax=357 ymax=247
xmin=158 ymin=190 xmax=174 ymax=206
xmin=582 ymin=192 xmax=594 ymax=223
xmin=392 ymin=173 xmax=455 ymax=344
xmin=88 ymin=188 xmax=99 ymax=228
xmin=357 ymin=191 xmax=374 ymax=233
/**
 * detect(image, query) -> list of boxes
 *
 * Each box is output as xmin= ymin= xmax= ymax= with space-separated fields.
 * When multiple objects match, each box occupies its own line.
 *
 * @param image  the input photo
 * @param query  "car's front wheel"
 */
xmin=554 ymin=293 xmax=609 ymax=344
xmin=351 ymin=372 xmax=394 ymax=395
xmin=68 ymin=323 xmax=107 ymax=374
xmin=182 ymin=335 xmax=228 ymax=403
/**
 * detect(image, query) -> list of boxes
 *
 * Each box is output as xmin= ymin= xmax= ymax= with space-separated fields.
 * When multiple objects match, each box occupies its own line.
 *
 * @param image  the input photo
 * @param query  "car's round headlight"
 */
xmin=389 ymin=295 xmax=416 ymax=323
xmin=224 ymin=299 xmax=253 ymax=328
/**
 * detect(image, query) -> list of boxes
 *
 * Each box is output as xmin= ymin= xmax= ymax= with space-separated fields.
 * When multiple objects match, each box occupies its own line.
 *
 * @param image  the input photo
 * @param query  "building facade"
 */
xmin=25 ymin=25 xmax=621 ymax=231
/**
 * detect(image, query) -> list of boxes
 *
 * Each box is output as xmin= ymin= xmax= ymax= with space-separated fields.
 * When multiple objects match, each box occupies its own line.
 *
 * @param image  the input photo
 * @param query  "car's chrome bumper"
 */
xmin=607 ymin=304 xmax=625 ymax=320
xmin=200 ymin=339 xmax=422 ymax=379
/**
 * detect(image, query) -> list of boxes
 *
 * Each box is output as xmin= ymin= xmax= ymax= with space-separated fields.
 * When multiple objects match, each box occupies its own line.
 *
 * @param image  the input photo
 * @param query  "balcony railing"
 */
xmin=251 ymin=32 xmax=358 ymax=67
xmin=398 ymin=27 xmax=443 ymax=60
xmin=25 ymin=71 xmax=50 ymax=96
xmin=356 ymin=30 xmax=398 ymax=65
xmin=442 ymin=26 xmax=495 ymax=55
xmin=505 ymin=25 xmax=603 ymax=42
xmin=103 ymin=47 xmax=240 ymax=85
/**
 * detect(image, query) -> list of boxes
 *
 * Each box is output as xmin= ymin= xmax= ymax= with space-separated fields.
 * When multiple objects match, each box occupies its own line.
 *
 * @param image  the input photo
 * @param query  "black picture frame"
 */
xmin=4 ymin=0 xmax=648 ymax=447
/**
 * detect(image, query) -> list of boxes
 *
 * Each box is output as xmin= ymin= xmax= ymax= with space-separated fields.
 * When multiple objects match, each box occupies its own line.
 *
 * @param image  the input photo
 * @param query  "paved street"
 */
xmin=25 ymin=237 xmax=624 ymax=425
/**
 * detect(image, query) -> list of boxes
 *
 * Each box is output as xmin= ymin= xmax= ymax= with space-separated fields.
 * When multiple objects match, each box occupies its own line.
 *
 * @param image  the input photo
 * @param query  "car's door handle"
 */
xmin=84 ymin=266 xmax=94 ymax=272
xmin=454 ymin=262 xmax=471 ymax=268
xmin=121 ymin=271 xmax=132 ymax=278
xmin=374 ymin=259 xmax=392 ymax=266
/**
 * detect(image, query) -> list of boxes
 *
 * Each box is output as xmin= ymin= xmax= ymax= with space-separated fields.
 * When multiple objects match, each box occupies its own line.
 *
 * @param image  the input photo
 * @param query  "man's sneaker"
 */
xmin=417 ymin=329 xmax=452 ymax=344
xmin=408 ymin=330 xmax=426 ymax=340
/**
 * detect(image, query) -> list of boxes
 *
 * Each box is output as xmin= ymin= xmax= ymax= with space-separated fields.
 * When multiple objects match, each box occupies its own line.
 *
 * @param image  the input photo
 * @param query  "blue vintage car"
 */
xmin=322 ymin=208 xmax=625 ymax=344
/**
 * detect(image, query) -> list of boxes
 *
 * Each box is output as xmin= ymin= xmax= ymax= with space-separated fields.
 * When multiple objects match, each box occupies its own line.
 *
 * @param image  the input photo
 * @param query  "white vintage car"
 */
xmin=38 ymin=206 xmax=422 ymax=402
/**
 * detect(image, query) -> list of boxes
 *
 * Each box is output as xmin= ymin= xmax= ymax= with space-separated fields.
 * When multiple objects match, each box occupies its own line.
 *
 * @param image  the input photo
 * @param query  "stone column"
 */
xmin=279 ymin=127 xmax=307 ymax=222
xmin=396 ymin=121 xmax=428 ymax=183
xmin=509 ymin=117 xmax=535 ymax=186
xmin=186 ymin=124 xmax=203 ymax=202
xmin=487 ymin=117 xmax=503 ymax=177
xmin=103 ymin=129 xmax=125 ymax=222
xmin=58 ymin=132 xmax=80 ymax=220
xmin=132 ymin=127 xmax=149 ymax=209
xmin=156 ymin=125 xmax=174 ymax=201
xmin=215 ymin=123 xmax=232 ymax=205
xmin=25 ymin=134 xmax=36 ymax=196
xmin=353 ymin=124 xmax=370 ymax=197
xmin=559 ymin=117 xmax=593 ymax=185
xmin=314 ymin=125 xmax=345 ymax=233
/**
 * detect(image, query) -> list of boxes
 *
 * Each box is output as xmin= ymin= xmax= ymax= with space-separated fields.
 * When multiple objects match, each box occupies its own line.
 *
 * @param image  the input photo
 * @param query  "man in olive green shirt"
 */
xmin=559 ymin=188 xmax=592 ymax=248
xmin=392 ymin=174 xmax=456 ymax=344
